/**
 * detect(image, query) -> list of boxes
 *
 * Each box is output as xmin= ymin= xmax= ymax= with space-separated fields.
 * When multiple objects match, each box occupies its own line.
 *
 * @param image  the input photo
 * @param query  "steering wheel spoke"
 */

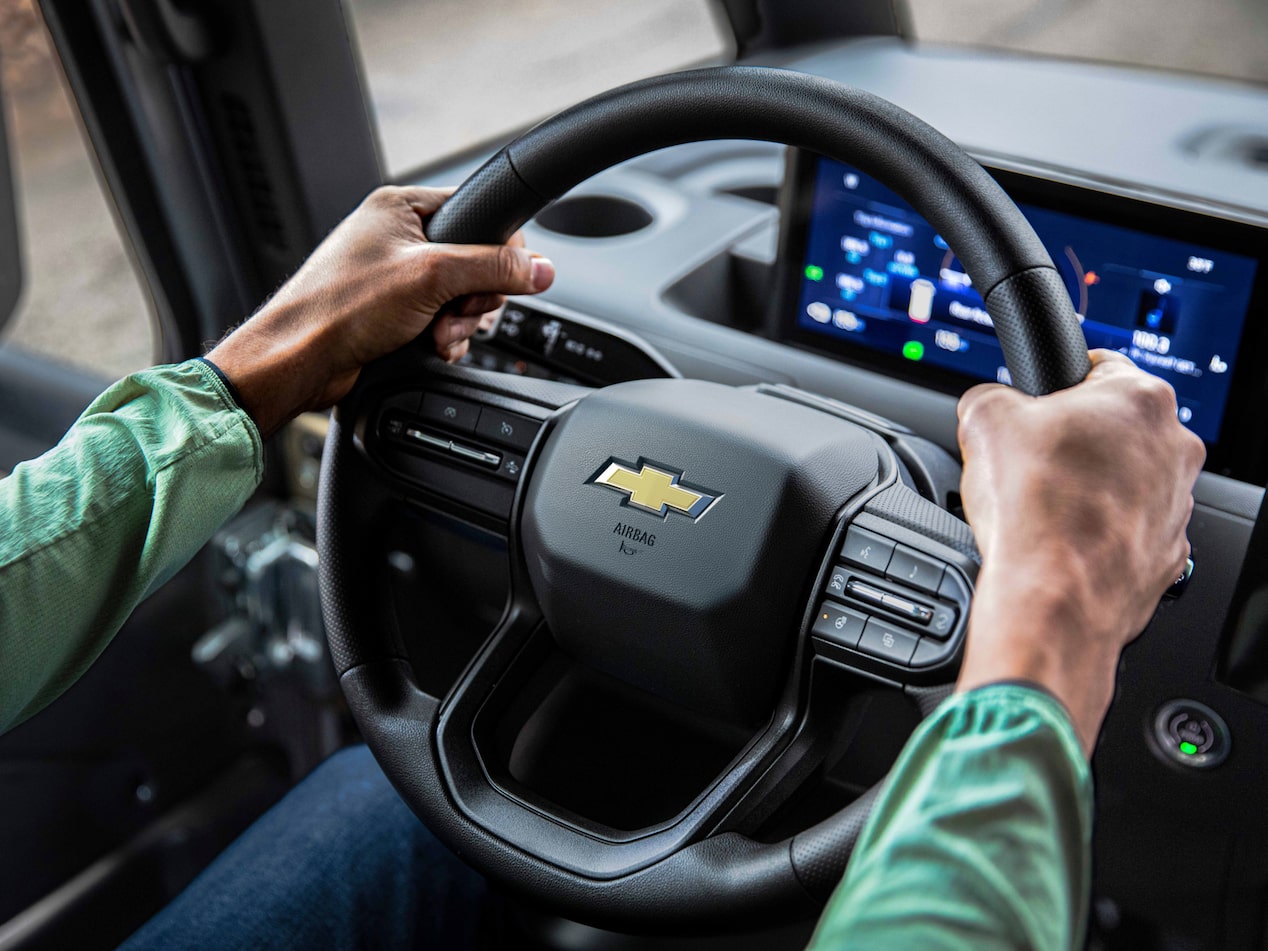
xmin=348 ymin=346 xmax=590 ymax=530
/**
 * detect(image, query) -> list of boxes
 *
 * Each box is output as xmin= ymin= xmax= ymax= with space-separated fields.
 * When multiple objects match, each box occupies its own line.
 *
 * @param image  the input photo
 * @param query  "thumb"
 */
xmin=413 ymin=242 xmax=555 ymax=303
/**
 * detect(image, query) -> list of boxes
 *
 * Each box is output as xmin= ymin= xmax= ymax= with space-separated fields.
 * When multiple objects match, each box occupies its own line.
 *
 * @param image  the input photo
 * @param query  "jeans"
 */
xmin=119 ymin=745 xmax=494 ymax=950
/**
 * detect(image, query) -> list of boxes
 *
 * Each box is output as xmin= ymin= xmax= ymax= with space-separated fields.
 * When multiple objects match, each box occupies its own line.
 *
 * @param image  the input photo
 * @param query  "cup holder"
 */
xmin=534 ymin=195 xmax=653 ymax=238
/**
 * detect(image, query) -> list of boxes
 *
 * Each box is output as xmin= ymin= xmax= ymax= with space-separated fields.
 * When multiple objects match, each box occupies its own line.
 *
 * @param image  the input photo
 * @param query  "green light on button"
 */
xmin=1179 ymin=741 xmax=1199 ymax=756
xmin=804 ymin=264 xmax=824 ymax=282
xmin=902 ymin=340 xmax=925 ymax=361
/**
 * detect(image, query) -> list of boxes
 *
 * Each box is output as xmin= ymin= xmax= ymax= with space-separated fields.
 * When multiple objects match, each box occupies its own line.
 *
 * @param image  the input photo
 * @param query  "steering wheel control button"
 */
xmin=421 ymin=393 xmax=480 ymax=432
xmin=842 ymin=577 xmax=887 ymax=608
xmin=841 ymin=527 xmax=895 ymax=573
xmin=927 ymin=603 xmax=959 ymax=639
xmin=859 ymin=618 xmax=919 ymax=665
xmin=825 ymin=568 xmax=849 ymax=598
xmin=475 ymin=408 xmax=538 ymax=452
xmin=403 ymin=427 xmax=451 ymax=453
xmin=843 ymin=578 xmax=933 ymax=623
xmin=886 ymin=545 xmax=945 ymax=594
xmin=813 ymin=602 xmax=868 ymax=648
xmin=880 ymin=592 xmax=935 ymax=624
xmin=496 ymin=453 xmax=525 ymax=482
xmin=449 ymin=442 xmax=502 ymax=468
xmin=1151 ymin=700 xmax=1230 ymax=769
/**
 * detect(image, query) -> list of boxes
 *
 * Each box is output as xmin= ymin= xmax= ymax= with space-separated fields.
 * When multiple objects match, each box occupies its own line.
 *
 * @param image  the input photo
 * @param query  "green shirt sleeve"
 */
xmin=0 ymin=360 xmax=263 ymax=733
xmin=808 ymin=683 xmax=1091 ymax=950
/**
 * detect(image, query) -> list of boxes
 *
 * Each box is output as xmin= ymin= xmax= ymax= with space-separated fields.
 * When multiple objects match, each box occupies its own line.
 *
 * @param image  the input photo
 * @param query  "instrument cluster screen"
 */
xmin=793 ymin=157 xmax=1259 ymax=443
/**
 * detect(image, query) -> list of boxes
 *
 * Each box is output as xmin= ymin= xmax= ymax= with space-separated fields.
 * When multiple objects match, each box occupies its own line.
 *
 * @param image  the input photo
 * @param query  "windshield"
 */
xmin=345 ymin=0 xmax=1265 ymax=181
xmin=344 ymin=0 xmax=732 ymax=178
xmin=905 ymin=0 xmax=1267 ymax=88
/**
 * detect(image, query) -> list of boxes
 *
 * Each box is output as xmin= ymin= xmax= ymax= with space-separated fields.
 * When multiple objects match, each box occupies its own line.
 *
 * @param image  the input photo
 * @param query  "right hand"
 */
xmin=954 ymin=350 xmax=1205 ymax=752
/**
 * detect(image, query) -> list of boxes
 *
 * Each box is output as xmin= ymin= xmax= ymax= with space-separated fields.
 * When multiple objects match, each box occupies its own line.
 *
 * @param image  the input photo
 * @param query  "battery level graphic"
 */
xmin=908 ymin=278 xmax=935 ymax=323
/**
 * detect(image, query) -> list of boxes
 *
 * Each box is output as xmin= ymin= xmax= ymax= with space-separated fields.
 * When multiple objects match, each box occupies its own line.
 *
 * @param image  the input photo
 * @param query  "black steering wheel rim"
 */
xmin=319 ymin=65 xmax=1091 ymax=930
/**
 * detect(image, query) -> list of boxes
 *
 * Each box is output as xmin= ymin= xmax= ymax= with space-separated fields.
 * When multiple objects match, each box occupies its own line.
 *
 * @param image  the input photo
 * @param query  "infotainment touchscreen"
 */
xmin=789 ymin=157 xmax=1260 ymax=445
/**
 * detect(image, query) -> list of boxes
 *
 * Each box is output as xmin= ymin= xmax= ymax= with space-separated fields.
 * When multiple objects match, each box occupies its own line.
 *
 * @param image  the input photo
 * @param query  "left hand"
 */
xmin=208 ymin=185 xmax=554 ymax=436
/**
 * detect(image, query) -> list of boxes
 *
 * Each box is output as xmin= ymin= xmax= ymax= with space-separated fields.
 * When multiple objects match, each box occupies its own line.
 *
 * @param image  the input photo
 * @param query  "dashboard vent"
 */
xmin=219 ymin=93 xmax=288 ymax=251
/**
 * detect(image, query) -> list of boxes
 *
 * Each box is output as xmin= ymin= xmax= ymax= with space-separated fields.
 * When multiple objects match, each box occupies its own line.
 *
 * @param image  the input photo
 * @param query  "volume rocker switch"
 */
xmin=404 ymin=427 xmax=451 ymax=452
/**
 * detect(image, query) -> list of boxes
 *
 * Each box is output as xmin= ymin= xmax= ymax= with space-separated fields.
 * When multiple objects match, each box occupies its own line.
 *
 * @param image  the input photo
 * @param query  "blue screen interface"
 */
xmin=795 ymin=158 xmax=1259 ymax=443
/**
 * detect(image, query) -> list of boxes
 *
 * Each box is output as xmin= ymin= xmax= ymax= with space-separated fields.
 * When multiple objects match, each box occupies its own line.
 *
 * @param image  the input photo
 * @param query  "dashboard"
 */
xmin=412 ymin=36 xmax=1268 ymax=948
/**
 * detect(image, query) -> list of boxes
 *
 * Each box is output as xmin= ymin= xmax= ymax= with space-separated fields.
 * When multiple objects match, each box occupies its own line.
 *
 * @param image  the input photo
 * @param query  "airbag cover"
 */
xmin=521 ymin=379 xmax=882 ymax=725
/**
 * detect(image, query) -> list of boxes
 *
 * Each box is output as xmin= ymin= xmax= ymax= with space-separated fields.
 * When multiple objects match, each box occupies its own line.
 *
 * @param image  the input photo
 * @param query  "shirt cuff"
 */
xmin=194 ymin=356 xmax=250 ymax=421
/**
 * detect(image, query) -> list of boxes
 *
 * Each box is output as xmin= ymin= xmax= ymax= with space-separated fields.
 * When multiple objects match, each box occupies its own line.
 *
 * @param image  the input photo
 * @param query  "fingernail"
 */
xmin=530 ymin=257 xmax=555 ymax=292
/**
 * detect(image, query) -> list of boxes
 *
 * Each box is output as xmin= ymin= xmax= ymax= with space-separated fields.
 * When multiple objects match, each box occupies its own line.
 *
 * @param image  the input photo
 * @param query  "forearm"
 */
xmin=809 ymin=684 xmax=1092 ymax=951
xmin=0 ymin=361 xmax=262 ymax=732
xmin=956 ymin=559 xmax=1122 ymax=754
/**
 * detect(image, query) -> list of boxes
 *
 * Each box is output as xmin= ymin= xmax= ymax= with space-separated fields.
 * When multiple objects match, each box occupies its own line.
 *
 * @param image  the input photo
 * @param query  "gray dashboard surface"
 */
xmin=778 ymin=38 xmax=1268 ymax=218
xmin=411 ymin=38 xmax=1267 ymax=516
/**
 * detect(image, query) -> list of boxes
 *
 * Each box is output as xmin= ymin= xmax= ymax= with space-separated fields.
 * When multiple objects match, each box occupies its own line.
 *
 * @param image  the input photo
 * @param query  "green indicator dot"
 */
xmin=1179 ymin=741 xmax=1198 ymax=755
xmin=804 ymin=264 xmax=824 ymax=282
xmin=902 ymin=340 xmax=925 ymax=361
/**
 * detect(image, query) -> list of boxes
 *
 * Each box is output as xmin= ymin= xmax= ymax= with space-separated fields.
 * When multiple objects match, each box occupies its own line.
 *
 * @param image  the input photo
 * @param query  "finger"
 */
xmin=478 ymin=309 xmax=501 ymax=333
xmin=442 ymin=337 xmax=470 ymax=364
xmin=432 ymin=314 xmax=484 ymax=353
xmin=416 ymin=243 xmax=555 ymax=301
xmin=392 ymin=185 xmax=457 ymax=220
xmin=449 ymin=293 xmax=504 ymax=318
xmin=957 ymin=382 xmax=1018 ymax=425
xmin=1087 ymin=349 xmax=1137 ymax=377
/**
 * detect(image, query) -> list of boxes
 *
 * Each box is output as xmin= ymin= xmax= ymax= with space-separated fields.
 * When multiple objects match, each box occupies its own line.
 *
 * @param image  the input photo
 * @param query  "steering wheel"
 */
xmin=318 ymin=66 xmax=1089 ymax=931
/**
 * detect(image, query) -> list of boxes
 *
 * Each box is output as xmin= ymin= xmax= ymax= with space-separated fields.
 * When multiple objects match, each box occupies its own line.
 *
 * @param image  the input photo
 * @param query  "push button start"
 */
xmin=1150 ymin=699 xmax=1230 ymax=769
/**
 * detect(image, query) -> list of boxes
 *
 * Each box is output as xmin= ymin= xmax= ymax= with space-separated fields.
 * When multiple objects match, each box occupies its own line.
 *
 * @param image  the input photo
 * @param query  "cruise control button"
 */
xmin=859 ymin=619 xmax=919 ymax=665
xmin=841 ymin=527 xmax=895 ymax=573
xmin=475 ymin=408 xmax=538 ymax=451
xmin=421 ymin=393 xmax=480 ymax=432
xmin=886 ymin=545 xmax=945 ymax=594
xmin=813 ymin=602 xmax=867 ymax=648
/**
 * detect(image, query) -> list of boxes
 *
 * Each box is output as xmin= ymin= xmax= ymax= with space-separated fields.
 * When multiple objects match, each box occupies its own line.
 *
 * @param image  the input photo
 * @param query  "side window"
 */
xmin=0 ymin=0 xmax=155 ymax=380
xmin=344 ymin=0 xmax=734 ymax=178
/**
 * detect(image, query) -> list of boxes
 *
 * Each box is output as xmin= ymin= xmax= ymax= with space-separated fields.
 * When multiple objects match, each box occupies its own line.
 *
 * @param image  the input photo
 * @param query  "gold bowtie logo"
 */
xmin=591 ymin=460 xmax=718 ymax=519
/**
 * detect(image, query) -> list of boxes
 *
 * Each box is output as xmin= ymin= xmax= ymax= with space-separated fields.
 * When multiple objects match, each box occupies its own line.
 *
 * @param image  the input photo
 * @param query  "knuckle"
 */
xmin=414 ymin=243 xmax=444 ymax=282
xmin=966 ymin=386 xmax=1012 ymax=424
xmin=1144 ymin=374 xmax=1177 ymax=404
xmin=1184 ymin=431 xmax=1207 ymax=471
xmin=494 ymin=244 xmax=525 ymax=286
xmin=1130 ymin=373 xmax=1177 ymax=415
xmin=364 ymin=185 xmax=399 ymax=210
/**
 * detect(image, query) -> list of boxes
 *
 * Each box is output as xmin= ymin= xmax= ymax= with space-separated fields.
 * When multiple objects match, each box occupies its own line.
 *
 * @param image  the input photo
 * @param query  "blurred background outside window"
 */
xmin=0 ymin=0 xmax=154 ymax=380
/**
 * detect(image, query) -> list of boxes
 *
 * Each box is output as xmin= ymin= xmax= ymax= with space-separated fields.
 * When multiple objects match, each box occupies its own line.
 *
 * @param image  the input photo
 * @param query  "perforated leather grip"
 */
xmin=426 ymin=66 xmax=1089 ymax=394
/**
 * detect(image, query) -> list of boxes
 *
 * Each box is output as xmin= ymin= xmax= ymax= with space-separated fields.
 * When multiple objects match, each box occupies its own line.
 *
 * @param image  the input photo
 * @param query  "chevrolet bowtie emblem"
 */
xmin=590 ymin=459 xmax=719 ymax=520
